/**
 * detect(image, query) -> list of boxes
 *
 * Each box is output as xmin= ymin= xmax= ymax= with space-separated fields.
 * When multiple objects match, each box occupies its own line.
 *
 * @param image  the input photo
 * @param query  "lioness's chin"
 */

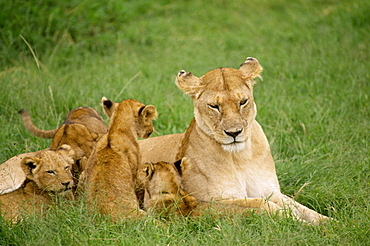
xmin=221 ymin=142 xmax=246 ymax=152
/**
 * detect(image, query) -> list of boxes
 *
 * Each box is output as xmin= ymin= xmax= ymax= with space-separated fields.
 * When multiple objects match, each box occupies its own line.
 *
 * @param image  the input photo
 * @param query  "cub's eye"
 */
xmin=240 ymin=99 xmax=248 ymax=106
xmin=47 ymin=170 xmax=55 ymax=174
xmin=65 ymin=166 xmax=70 ymax=171
xmin=208 ymin=104 xmax=219 ymax=111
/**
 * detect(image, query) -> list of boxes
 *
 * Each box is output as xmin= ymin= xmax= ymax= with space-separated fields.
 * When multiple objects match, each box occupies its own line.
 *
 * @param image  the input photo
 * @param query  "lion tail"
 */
xmin=18 ymin=110 xmax=58 ymax=138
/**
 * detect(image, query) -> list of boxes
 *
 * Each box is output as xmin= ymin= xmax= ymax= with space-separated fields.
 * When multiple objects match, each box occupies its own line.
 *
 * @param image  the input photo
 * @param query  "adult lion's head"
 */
xmin=176 ymin=57 xmax=263 ymax=152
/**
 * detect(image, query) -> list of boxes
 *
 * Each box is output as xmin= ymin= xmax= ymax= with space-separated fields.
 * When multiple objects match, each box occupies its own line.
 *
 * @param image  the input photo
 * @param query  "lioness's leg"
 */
xmin=218 ymin=198 xmax=283 ymax=215
xmin=274 ymin=194 xmax=331 ymax=225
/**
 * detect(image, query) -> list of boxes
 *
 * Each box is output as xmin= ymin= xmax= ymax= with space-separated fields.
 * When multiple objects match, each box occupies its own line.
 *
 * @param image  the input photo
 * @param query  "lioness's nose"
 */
xmin=224 ymin=129 xmax=243 ymax=138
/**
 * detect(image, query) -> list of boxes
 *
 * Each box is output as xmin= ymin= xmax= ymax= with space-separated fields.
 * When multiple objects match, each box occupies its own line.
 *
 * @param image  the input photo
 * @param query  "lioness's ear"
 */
xmin=139 ymin=105 xmax=158 ymax=120
xmin=174 ymin=157 xmax=191 ymax=176
xmin=239 ymin=57 xmax=263 ymax=83
xmin=176 ymin=70 xmax=203 ymax=99
xmin=21 ymin=157 xmax=40 ymax=179
xmin=101 ymin=96 xmax=117 ymax=119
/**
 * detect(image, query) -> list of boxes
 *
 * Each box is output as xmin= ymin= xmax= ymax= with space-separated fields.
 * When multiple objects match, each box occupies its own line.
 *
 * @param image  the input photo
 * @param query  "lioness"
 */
xmin=0 ymin=145 xmax=75 ymax=221
xmin=138 ymin=57 xmax=330 ymax=224
xmin=19 ymin=107 xmax=108 ymax=184
xmin=80 ymin=98 xmax=157 ymax=220
xmin=139 ymin=158 xmax=283 ymax=218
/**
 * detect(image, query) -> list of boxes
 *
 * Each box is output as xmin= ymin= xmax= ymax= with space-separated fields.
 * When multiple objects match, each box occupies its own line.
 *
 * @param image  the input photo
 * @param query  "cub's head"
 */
xmin=102 ymin=97 xmax=158 ymax=138
xmin=176 ymin=57 xmax=263 ymax=152
xmin=21 ymin=145 xmax=75 ymax=193
xmin=138 ymin=158 xmax=197 ymax=216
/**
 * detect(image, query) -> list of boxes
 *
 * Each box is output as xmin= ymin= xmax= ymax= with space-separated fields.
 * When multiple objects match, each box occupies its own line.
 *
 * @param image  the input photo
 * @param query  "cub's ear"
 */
xmin=101 ymin=96 xmax=118 ymax=118
xmin=57 ymin=144 xmax=76 ymax=165
xmin=141 ymin=162 xmax=155 ymax=178
xmin=239 ymin=57 xmax=263 ymax=83
xmin=139 ymin=105 xmax=158 ymax=120
xmin=21 ymin=157 xmax=40 ymax=179
xmin=174 ymin=157 xmax=191 ymax=176
xmin=176 ymin=70 xmax=203 ymax=99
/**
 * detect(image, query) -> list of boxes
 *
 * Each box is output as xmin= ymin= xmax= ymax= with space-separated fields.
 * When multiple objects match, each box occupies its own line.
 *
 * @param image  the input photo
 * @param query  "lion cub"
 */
xmin=138 ymin=158 xmax=198 ymax=217
xmin=80 ymin=98 xmax=157 ymax=220
xmin=139 ymin=158 xmax=284 ymax=218
xmin=0 ymin=145 xmax=75 ymax=221
xmin=19 ymin=107 xmax=108 ymax=183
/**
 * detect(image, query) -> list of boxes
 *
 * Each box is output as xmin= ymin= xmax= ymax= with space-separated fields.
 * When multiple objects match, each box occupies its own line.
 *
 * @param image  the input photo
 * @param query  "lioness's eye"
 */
xmin=65 ymin=166 xmax=70 ymax=170
xmin=208 ymin=104 xmax=219 ymax=111
xmin=47 ymin=170 xmax=55 ymax=174
xmin=240 ymin=99 xmax=248 ymax=106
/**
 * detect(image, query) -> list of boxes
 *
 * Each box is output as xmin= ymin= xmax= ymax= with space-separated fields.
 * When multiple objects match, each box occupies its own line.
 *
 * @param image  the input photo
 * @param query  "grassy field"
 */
xmin=0 ymin=0 xmax=369 ymax=245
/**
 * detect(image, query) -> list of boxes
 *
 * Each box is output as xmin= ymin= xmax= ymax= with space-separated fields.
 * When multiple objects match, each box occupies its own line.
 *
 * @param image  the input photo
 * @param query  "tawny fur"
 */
xmin=0 ymin=145 xmax=75 ymax=222
xmin=0 ymin=151 xmax=42 ymax=194
xmin=18 ymin=107 xmax=108 ymax=187
xmin=80 ymin=98 xmax=157 ymax=221
xmin=139 ymin=159 xmax=283 ymax=218
xmin=139 ymin=57 xmax=331 ymax=225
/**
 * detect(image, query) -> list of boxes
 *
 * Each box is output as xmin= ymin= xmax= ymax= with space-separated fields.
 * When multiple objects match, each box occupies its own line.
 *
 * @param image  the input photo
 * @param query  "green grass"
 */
xmin=0 ymin=0 xmax=369 ymax=245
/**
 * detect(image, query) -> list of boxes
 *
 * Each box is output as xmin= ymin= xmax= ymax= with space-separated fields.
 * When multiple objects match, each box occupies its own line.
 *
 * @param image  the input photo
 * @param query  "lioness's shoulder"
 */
xmin=139 ymin=133 xmax=184 ymax=163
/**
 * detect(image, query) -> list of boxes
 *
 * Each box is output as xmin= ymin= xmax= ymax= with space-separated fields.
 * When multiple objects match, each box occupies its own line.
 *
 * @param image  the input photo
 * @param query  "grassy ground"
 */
xmin=0 ymin=0 xmax=369 ymax=245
